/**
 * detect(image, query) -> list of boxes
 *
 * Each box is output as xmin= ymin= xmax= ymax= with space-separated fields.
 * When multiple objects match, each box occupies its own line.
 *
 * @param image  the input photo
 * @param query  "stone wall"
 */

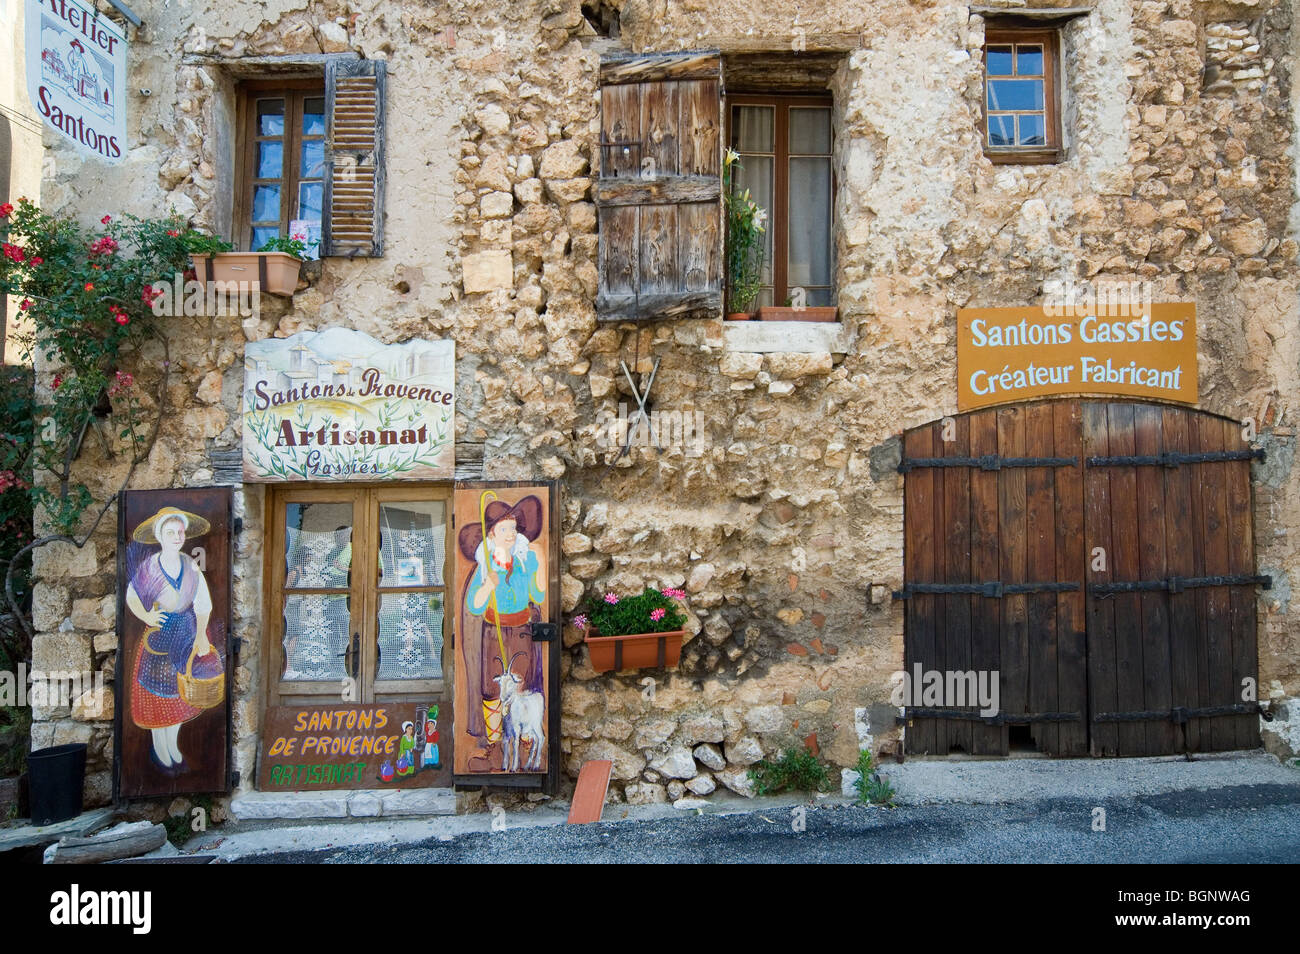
xmin=25 ymin=0 xmax=1300 ymax=813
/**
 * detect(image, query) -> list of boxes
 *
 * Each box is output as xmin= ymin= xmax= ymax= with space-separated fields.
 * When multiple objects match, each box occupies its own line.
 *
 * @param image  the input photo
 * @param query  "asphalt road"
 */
xmin=236 ymin=782 xmax=1300 ymax=864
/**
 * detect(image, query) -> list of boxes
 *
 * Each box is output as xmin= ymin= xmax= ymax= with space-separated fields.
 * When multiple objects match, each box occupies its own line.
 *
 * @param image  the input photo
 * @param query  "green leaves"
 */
xmin=748 ymin=745 xmax=831 ymax=796
xmin=580 ymin=586 xmax=688 ymax=636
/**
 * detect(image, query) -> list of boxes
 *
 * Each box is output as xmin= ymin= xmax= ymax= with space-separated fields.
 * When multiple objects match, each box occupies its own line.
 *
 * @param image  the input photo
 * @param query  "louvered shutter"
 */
xmin=322 ymin=57 xmax=386 ymax=257
xmin=596 ymin=52 xmax=723 ymax=322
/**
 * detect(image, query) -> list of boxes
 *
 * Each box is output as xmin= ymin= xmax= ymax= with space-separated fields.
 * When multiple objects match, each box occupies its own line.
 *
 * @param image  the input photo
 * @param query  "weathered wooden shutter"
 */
xmin=322 ymin=57 xmax=386 ymax=257
xmin=596 ymin=52 xmax=723 ymax=322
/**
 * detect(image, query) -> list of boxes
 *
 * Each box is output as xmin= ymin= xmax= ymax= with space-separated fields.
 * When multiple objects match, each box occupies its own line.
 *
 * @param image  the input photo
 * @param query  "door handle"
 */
xmin=338 ymin=632 xmax=360 ymax=676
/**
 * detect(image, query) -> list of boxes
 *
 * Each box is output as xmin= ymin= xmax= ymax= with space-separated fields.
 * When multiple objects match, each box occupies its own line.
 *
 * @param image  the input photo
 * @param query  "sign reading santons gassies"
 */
xmin=26 ymin=0 xmax=127 ymax=162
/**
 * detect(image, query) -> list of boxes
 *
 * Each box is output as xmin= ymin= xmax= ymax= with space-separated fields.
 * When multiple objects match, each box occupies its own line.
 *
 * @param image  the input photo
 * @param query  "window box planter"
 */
xmin=757 ymin=306 xmax=839 ymax=322
xmin=191 ymin=251 xmax=302 ymax=297
xmin=585 ymin=629 xmax=686 ymax=673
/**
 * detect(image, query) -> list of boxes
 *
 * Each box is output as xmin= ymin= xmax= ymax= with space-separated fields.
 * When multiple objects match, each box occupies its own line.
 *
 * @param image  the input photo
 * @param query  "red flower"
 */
xmin=2 ymin=243 xmax=25 ymax=263
xmin=101 ymin=214 xmax=112 ymax=224
xmin=0 ymin=203 xmax=13 ymax=217
xmin=114 ymin=314 xmax=129 ymax=326
xmin=167 ymin=230 xmax=180 ymax=237
xmin=28 ymin=256 xmax=42 ymax=266
xmin=52 ymin=374 xmax=63 ymax=390
xmin=18 ymin=299 xmax=29 ymax=311
xmin=89 ymin=236 xmax=119 ymax=255
xmin=84 ymin=282 xmax=95 ymax=292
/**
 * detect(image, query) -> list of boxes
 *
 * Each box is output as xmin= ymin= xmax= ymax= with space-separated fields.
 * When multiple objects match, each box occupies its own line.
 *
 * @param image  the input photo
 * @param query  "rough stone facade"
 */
xmin=21 ymin=0 xmax=1300 ymax=813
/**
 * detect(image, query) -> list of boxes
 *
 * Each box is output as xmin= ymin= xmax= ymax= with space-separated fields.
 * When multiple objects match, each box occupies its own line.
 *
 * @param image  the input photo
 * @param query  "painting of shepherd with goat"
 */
xmin=452 ymin=485 xmax=554 ymax=776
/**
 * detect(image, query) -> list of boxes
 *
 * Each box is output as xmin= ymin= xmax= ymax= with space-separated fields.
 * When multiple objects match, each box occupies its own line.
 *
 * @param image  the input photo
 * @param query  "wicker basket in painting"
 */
xmin=177 ymin=645 xmax=225 ymax=709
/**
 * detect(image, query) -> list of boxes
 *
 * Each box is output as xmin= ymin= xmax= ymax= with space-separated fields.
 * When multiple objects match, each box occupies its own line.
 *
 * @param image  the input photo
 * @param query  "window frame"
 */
xmin=233 ymin=79 xmax=326 ymax=253
xmin=981 ymin=27 xmax=1064 ymax=165
xmin=264 ymin=483 xmax=453 ymax=708
xmin=725 ymin=92 xmax=836 ymax=310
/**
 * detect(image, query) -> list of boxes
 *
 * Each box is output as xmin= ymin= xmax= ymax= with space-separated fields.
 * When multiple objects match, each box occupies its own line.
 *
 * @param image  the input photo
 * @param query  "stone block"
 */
xmin=480 ymin=191 xmax=515 ymax=218
xmin=679 ymin=713 xmax=725 ymax=745
xmin=725 ymin=735 xmax=764 ymax=766
xmin=718 ymin=767 xmax=756 ymax=797
xmin=539 ymin=139 xmax=588 ymax=179
xmin=32 ymin=632 xmax=92 ymax=674
xmin=767 ymin=352 xmax=833 ymax=378
xmin=34 ymin=541 xmax=98 ymax=579
xmin=71 ymin=596 xmax=115 ymax=631
xmin=348 ymin=793 xmax=383 ymax=817
xmin=693 ymin=742 xmax=726 ymax=771
xmin=581 ymin=740 xmax=645 ymax=781
xmin=462 ymin=250 xmax=513 ymax=292
xmin=686 ymin=773 xmax=716 ymax=796
xmin=720 ymin=352 xmax=763 ymax=379
xmin=623 ymin=781 xmax=667 ymax=805
xmin=745 ymin=705 xmax=784 ymax=733
xmin=231 ymin=792 xmax=351 ymax=820
xmin=32 ymin=585 xmax=71 ymax=632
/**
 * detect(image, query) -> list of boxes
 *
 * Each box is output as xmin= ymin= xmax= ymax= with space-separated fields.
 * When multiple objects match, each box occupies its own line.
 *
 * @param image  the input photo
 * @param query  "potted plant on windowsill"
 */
xmin=574 ymin=586 xmax=689 ymax=673
xmin=188 ymin=232 xmax=315 ymax=298
xmin=724 ymin=149 xmax=766 ymax=321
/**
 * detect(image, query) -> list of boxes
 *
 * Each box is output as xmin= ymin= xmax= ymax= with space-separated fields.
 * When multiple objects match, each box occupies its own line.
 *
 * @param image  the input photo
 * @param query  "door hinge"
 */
xmin=1090 ymin=574 xmax=1271 ymax=595
xmin=1087 ymin=449 xmax=1265 ymax=468
xmin=898 ymin=455 xmax=1077 ymax=473
xmin=893 ymin=581 xmax=1080 ymax=599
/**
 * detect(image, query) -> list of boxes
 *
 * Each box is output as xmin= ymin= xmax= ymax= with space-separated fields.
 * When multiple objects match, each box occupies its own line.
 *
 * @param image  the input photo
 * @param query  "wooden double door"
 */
xmin=901 ymin=401 xmax=1266 ymax=757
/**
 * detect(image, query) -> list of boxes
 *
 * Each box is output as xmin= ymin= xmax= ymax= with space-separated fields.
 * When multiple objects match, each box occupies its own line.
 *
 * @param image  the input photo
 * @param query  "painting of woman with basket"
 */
xmin=124 ymin=505 xmax=225 ymax=776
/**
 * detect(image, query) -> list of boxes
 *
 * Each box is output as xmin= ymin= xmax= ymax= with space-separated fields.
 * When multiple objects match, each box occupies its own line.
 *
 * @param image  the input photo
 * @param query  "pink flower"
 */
xmin=89 ymin=236 xmax=119 ymax=255
xmin=114 ymin=314 xmax=129 ymax=326
xmin=663 ymin=587 xmax=686 ymax=601
xmin=0 ymin=203 xmax=12 ymax=218
xmin=650 ymin=608 xmax=666 ymax=622
xmin=603 ymin=592 xmax=619 ymax=605
xmin=100 ymin=214 xmax=112 ymax=224
xmin=572 ymin=614 xmax=588 ymax=631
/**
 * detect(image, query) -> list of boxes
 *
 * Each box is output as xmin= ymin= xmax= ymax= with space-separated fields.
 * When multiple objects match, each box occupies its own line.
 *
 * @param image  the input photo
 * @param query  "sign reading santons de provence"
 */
xmin=956 ymin=302 xmax=1198 ymax=411
xmin=26 ymin=0 xmax=127 ymax=163
xmin=243 ymin=329 xmax=454 ymax=482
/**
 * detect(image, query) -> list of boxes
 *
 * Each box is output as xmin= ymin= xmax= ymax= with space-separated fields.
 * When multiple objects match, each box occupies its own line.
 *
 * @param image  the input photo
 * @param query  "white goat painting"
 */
xmin=493 ymin=651 xmax=546 ymax=771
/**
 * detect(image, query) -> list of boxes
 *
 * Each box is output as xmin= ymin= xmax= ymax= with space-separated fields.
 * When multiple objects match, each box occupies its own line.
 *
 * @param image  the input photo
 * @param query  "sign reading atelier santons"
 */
xmin=243 ymin=329 xmax=454 ymax=482
xmin=26 ymin=0 xmax=127 ymax=163
xmin=956 ymin=302 xmax=1198 ymax=411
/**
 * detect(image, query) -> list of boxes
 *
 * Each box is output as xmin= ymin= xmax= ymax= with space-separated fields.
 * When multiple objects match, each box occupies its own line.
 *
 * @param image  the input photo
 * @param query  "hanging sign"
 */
xmin=26 ymin=0 xmax=128 ymax=163
xmin=259 ymin=702 xmax=450 ymax=791
xmin=957 ymin=302 xmax=1198 ymax=411
xmin=243 ymin=329 xmax=455 ymax=481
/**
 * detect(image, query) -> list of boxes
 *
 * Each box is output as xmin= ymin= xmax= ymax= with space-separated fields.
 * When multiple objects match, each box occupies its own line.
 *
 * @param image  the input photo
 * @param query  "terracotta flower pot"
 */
xmin=757 ymin=305 xmax=839 ymax=322
xmin=727 ymin=311 xmax=754 ymax=321
xmin=585 ymin=629 xmax=685 ymax=673
xmin=191 ymin=251 xmax=302 ymax=297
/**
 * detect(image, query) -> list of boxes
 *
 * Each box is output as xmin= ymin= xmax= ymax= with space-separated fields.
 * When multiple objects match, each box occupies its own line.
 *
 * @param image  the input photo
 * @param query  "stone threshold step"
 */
xmin=231 ymin=788 xmax=457 ymax=821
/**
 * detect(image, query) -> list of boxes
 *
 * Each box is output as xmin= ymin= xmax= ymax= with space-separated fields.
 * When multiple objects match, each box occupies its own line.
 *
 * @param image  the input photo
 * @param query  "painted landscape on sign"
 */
xmin=243 ymin=329 xmax=455 ymax=482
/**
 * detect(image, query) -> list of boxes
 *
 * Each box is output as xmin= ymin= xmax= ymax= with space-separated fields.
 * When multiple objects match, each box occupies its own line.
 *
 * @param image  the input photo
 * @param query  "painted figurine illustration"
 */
xmin=458 ymin=492 xmax=547 ymax=772
xmin=124 ymin=506 xmax=224 ymax=775
xmin=421 ymin=706 xmax=440 ymax=770
xmin=395 ymin=720 xmax=417 ymax=776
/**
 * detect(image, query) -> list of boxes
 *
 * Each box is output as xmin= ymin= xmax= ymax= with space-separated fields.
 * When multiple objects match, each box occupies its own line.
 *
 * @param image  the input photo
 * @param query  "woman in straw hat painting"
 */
xmin=124 ymin=506 xmax=222 ymax=774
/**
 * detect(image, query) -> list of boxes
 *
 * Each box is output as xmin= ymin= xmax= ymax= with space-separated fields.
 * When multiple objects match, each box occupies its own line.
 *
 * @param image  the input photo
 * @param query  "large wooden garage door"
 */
xmin=901 ymin=401 xmax=1265 ymax=757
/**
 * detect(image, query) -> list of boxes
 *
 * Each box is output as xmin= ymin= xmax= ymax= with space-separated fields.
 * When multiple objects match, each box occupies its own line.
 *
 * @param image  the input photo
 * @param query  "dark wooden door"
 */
xmin=901 ymin=401 xmax=1262 ymax=757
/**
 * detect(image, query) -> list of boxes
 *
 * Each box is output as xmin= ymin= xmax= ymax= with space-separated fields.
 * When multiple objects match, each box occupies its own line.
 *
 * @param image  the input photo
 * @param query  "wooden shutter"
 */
xmin=596 ymin=52 xmax=723 ymax=322
xmin=322 ymin=57 xmax=386 ymax=257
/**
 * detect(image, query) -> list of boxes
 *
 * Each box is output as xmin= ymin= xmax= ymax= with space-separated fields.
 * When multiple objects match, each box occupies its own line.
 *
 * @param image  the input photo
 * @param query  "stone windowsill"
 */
xmin=722 ymin=319 xmax=853 ymax=354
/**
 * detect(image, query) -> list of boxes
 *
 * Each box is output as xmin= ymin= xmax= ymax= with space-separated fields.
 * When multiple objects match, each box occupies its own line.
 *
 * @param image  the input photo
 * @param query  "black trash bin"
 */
xmin=28 ymin=743 xmax=87 ymax=826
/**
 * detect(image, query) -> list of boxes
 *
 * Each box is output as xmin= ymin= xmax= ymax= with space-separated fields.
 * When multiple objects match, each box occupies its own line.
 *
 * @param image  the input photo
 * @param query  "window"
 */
xmin=235 ymin=81 xmax=326 ymax=255
xmin=983 ymin=29 xmax=1062 ymax=163
xmin=727 ymin=95 xmax=835 ymax=309
xmin=266 ymin=486 xmax=451 ymax=706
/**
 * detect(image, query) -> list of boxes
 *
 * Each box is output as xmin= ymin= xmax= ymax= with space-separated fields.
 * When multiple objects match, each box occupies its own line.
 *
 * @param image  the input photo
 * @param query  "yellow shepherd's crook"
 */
xmin=479 ymin=489 xmax=509 ymax=675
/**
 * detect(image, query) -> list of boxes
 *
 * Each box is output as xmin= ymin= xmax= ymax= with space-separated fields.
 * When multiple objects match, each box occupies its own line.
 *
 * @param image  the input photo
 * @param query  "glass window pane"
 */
xmin=1018 ymin=114 xmax=1046 ymax=146
xmin=731 ymin=105 xmax=774 ymax=153
xmin=301 ymin=139 xmax=325 ymax=179
xmin=377 ymin=593 xmax=444 ymax=680
xmin=253 ymin=184 xmax=281 ymax=223
xmin=303 ymin=97 xmax=326 ymax=135
xmin=1017 ymin=45 xmax=1044 ymax=76
xmin=803 ymin=287 xmax=833 ymax=307
xmin=256 ymin=141 xmax=282 ymax=179
xmin=252 ymin=226 xmax=280 ymax=249
xmin=788 ymin=156 xmax=832 ymax=289
xmin=789 ymin=108 xmax=831 ymax=154
xmin=378 ymin=502 xmax=446 ymax=589
xmin=988 ymin=115 xmax=1015 ymax=146
xmin=987 ymin=79 xmax=1043 ymax=112
xmin=284 ymin=503 xmax=352 ymax=586
xmin=282 ymin=594 xmax=349 ymax=681
xmin=986 ymin=45 xmax=1014 ymax=76
xmin=257 ymin=98 xmax=285 ymax=136
xmin=298 ymin=182 xmax=324 ymax=222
